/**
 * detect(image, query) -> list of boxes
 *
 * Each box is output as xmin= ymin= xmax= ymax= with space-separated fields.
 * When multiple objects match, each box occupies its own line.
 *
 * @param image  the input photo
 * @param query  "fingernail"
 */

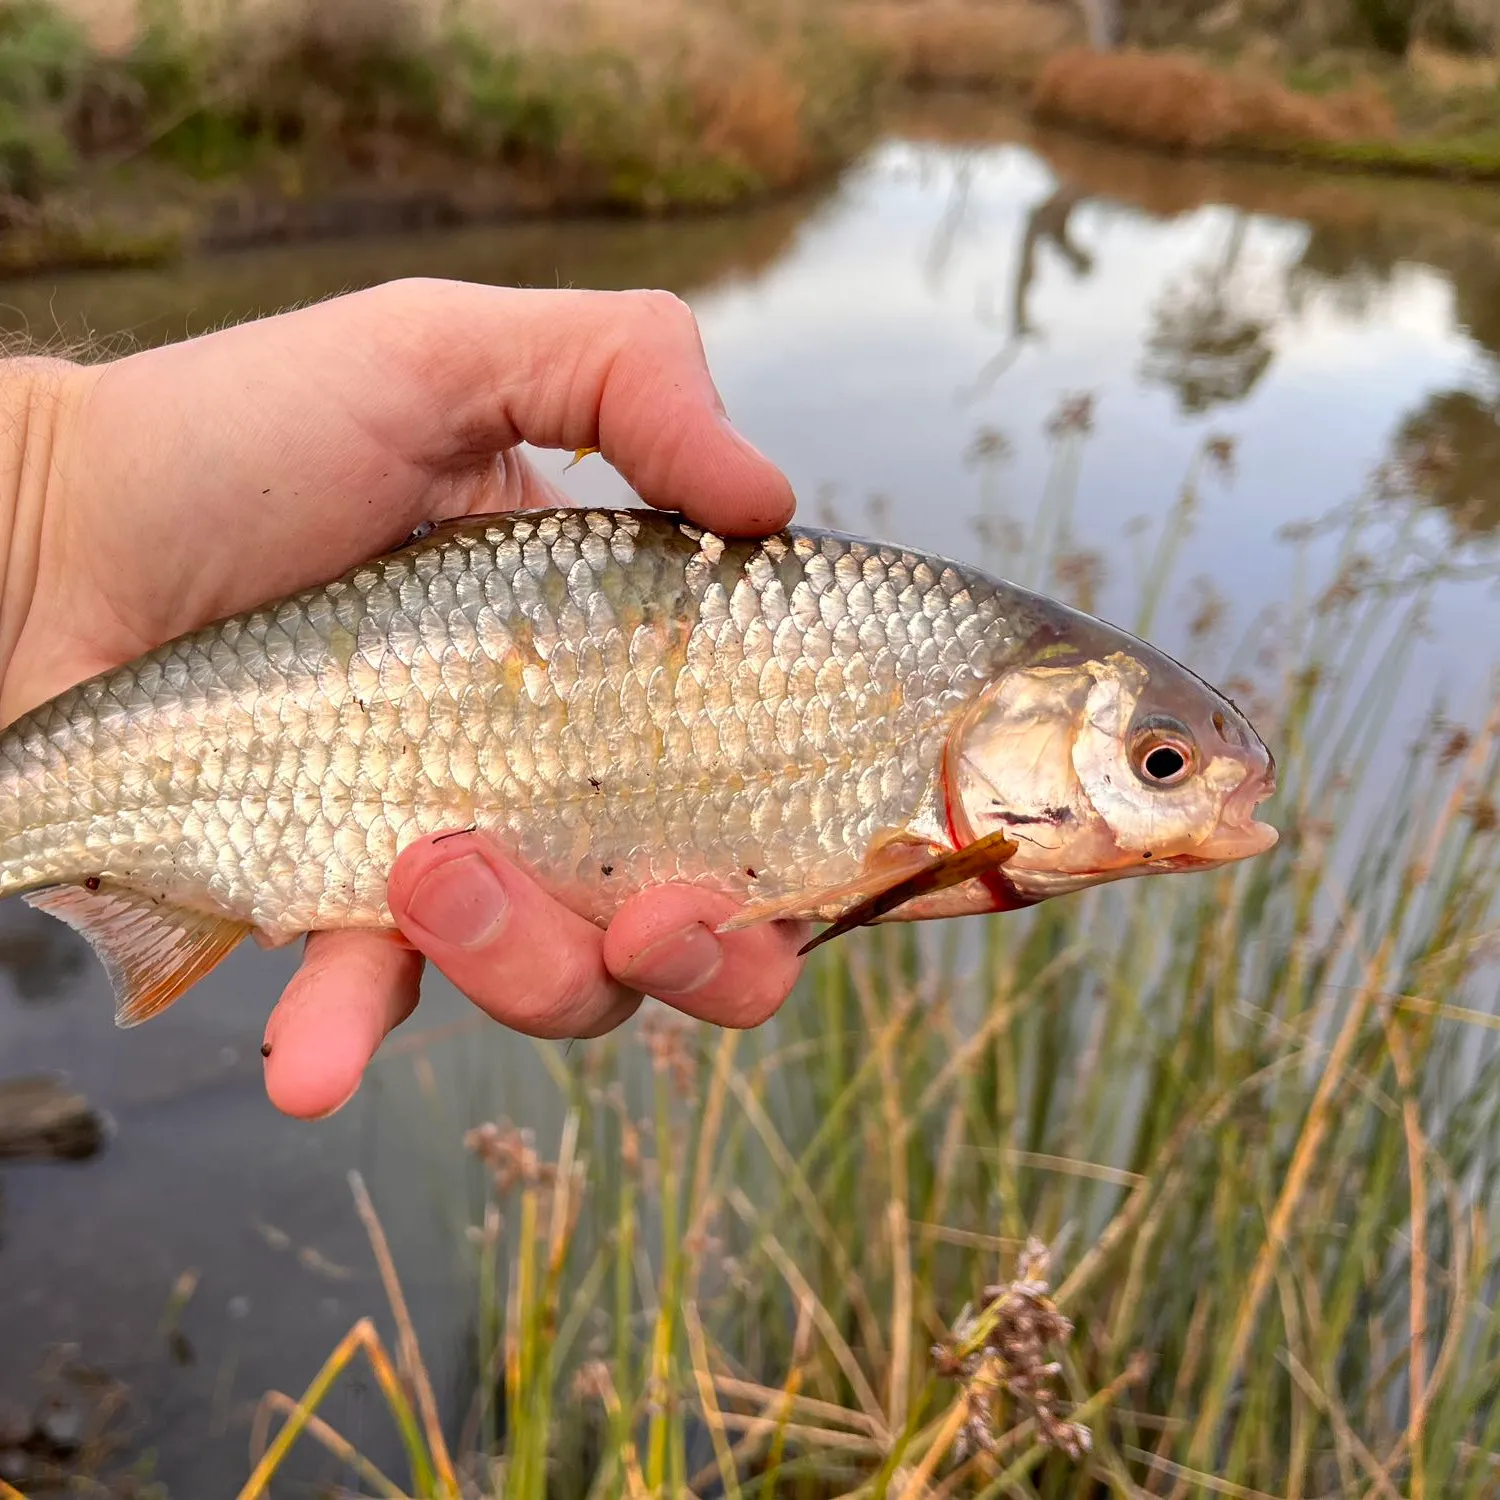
xmin=624 ymin=923 xmax=723 ymax=996
xmin=406 ymin=852 xmax=509 ymax=949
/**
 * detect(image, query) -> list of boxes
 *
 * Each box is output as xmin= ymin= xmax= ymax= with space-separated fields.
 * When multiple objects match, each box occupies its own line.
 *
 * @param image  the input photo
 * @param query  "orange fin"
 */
xmin=565 ymin=445 xmax=601 ymax=470
xmin=24 ymin=882 xmax=252 ymax=1027
xmin=796 ymin=830 xmax=1018 ymax=955
xmin=715 ymin=841 xmax=940 ymax=934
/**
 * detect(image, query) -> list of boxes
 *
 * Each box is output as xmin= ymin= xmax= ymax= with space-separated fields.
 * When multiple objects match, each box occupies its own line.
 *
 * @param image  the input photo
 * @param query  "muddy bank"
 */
xmin=0 ymin=137 xmax=856 ymax=279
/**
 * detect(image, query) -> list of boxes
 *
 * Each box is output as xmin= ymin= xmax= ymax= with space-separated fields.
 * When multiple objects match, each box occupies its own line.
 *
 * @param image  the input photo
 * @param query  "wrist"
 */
xmin=0 ymin=355 xmax=91 ymax=725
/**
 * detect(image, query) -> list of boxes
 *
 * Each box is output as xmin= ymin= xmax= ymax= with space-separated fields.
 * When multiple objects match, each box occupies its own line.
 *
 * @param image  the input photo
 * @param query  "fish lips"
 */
xmin=1152 ymin=819 xmax=1279 ymax=871
xmin=1156 ymin=771 xmax=1280 ymax=870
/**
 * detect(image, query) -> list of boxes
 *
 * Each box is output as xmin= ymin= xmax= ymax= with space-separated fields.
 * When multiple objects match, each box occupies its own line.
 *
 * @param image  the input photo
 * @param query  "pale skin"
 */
xmin=0 ymin=277 xmax=809 ymax=1120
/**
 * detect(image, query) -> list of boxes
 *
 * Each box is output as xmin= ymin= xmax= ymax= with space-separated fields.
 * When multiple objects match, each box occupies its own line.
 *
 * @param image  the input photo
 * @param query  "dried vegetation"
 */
xmin=0 ymin=0 xmax=1493 ymax=270
xmin=213 ymin=411 xmax=1500 ymax=1500
xmin=845 ymin=0 xmax=1082 ymax=89
xmin=1033 ymin=46 xmax=1399 ymax=150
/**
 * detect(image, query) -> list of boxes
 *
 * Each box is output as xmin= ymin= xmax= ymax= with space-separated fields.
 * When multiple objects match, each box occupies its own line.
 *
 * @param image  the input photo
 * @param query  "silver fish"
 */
xmin=0 ymin=508 xmax=1277 ymax=1024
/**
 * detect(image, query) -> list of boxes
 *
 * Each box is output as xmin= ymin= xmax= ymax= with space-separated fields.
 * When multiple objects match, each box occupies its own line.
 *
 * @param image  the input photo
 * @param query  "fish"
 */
xmin=0 ymin=507 xmax=1277 ymax=1027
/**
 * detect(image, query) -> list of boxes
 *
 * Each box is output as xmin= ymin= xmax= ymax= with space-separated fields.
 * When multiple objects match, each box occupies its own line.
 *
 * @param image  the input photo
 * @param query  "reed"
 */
xmin=217 ymin=404 xmax=1500 ymax=1500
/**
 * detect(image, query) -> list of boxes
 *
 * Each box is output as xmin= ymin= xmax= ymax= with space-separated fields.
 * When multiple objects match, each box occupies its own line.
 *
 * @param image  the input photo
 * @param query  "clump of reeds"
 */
xmin=19 ymin=0 xmax=879 ymax=213
xmin=1032 ymin=46 xmax=1398 ymax=152
xmin=235 ymin=403 xmax=1500 ymax=1500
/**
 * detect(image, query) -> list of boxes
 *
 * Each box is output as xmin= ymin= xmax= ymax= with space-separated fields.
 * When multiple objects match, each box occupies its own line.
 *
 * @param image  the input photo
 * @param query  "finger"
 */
xmin=261 ymin=930 xmax=423 ymax=1120
xmin=388 ymin=830 xmax=638 ymax=1039
xmin=349 ymin=280 xmax=797 ymax=535
xmin=602 ymin=885 xmax=807 ymax=1028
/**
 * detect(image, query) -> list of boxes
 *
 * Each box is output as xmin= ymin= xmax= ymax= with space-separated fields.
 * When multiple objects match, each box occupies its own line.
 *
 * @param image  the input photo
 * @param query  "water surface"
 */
xmin=2 ymin=100 xmax=1498 ymax=1492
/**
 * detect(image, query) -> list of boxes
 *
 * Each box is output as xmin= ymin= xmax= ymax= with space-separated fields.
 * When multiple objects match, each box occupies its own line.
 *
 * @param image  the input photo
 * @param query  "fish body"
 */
xmin=0 ymin=508 xmax=1277 ymax=1023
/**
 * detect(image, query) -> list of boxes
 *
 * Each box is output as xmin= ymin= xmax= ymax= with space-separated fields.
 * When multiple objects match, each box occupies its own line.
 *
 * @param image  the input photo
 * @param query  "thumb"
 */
xmin=357 ymin=280 xmax=797 ymax=536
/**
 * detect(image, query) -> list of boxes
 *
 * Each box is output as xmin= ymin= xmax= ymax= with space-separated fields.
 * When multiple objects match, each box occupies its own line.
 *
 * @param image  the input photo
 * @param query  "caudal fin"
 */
xmin=24 ymin=881 xmax=252 ymax=1027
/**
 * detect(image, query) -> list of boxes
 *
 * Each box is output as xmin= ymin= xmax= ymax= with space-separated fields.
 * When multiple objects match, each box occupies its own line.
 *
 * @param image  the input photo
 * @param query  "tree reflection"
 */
xmin=1140 ymin=214 xmax=1275 ymax=414
xmin=1285 ymin=216 xmax=1413 ymax=320
xmin=963 ymin=184 xmax=1093 ymax=401
xmin=1390 ymin=387 xmax=1500 ymax=539
xmin=1291 ymin=214 xmax=1500 ymax=363
xmin=1290 ymin=215 xmax=1500 ymax=538
xmin=1016 ymin=117 xmax=1500 ymax=537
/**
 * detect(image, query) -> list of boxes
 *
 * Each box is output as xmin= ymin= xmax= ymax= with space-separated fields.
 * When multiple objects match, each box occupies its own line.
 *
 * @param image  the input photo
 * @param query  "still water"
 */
xmin=3 ymin=100 xmax=1499 ymax=1491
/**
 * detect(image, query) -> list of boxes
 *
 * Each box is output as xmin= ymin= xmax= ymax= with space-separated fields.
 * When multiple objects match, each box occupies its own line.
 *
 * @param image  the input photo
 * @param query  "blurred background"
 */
xmin=2 ymin=2 xmax=1500 ymax=1496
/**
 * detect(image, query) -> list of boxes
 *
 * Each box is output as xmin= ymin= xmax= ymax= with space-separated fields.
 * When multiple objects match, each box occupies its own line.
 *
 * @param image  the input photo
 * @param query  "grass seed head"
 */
xmin=932 ymin=1238 xmax=1093 ymax=1462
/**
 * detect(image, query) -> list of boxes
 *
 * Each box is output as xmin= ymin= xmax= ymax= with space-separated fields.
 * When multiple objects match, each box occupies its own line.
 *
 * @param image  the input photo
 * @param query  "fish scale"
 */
xmin=0 ymin=508 xmax=1022 ymax=942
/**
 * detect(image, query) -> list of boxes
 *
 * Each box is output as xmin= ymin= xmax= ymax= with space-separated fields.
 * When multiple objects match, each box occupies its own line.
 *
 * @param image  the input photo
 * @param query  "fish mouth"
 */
xmin=1156 ymin=819 xmax=1278 ymax=871
xmin=1176 ymin=767 xmax=1280 ymax=868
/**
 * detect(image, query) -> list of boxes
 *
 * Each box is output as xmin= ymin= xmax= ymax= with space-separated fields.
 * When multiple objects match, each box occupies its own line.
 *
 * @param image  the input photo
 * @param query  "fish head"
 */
xmin=945 ymin=643 xmax=1277 ymax=900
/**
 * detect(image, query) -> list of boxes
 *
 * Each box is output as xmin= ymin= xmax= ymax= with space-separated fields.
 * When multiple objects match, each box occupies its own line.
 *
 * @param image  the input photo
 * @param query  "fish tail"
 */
xmin=0 ymin=714 xmax=255 ymax=1026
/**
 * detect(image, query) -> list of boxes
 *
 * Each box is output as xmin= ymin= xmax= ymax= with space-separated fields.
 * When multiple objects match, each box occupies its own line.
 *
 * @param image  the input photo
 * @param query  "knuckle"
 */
xmin=358 ymin=277 xmax=430 ymax=319
xmin=631 ymin=288 xmax=699 ymax=338
xmin=526 ymin=950 xmax=610 ymax=1037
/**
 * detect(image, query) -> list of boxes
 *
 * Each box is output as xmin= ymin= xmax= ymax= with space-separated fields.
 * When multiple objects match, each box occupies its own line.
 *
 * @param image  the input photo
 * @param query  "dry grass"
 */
xmin=13 ymin=0 xmax=1497 ymax=261
xmin=1408 ymin=36 xmax=1500 ymax=92
xmin=222 ymin=416 xmax=1500 ymax=1500
xmin=29 ymin=0 xmax=880 ymax=211
xmin=1032 ymin=46 xmax=1399 ymax=151
xmin=845 ymin=0 xmax=1080 ymax=89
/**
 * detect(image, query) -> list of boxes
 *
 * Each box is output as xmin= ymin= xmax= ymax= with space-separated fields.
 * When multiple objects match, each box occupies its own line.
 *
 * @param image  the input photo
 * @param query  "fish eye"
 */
xmin=1131 ymin=716 xmax=1197 ymax=788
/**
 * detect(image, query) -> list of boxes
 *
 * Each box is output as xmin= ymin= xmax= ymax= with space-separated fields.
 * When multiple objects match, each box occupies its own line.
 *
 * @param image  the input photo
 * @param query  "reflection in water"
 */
xmin=3 ymin=104 xmax=1500 ymax=1491
xmin=917 ymin=101 xmax=1500 ymax=541
xmin=1290 ymin=210 xmax=1500 ymax=361
xmin=965 ymin=184 xmax=1092 ymax=400
xmin=0 ymin=190 xmax=829 ymax=354
xmin=1140 ymin=213 xmax=1275 ymax=414
xmin=0 ymin=903 xmax=86 ymax=1004
xmin=1392 ymin=386 xmax=1500 ymax=538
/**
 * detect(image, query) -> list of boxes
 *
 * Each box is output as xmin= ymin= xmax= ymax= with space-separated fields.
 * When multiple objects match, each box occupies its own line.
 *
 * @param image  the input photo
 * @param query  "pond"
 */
xmin=2 ymin=97 xmax=1498 ymax=1493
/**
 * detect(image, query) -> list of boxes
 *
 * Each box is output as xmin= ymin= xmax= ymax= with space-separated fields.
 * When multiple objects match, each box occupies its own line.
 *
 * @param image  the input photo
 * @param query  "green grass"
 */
xmin=208 ymin=412 xmax=1500 ymax=1500
xmin=1292 ymin=130 xmax=1500 ymax=178
xmin=0 ymin=0 xmax=881 ymax=242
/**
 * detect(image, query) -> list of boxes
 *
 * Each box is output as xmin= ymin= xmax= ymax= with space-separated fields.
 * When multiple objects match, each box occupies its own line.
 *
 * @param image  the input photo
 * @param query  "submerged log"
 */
xmin=0 ymin=1076 xmax=106 ymax=1161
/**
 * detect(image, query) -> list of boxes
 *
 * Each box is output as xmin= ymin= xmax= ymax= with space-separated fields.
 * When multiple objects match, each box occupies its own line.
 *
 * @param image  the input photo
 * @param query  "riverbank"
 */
xmin=6 ymin=0 xmax=1500 ymax=276
xmin=0 ymin=0 xmax=885 ymax=274
xmin=1027 ymin=43 xmax=1500 ymax=182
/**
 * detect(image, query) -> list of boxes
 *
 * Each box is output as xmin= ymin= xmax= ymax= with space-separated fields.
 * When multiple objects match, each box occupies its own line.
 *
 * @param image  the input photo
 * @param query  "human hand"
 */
xmin=0 ymin=278 xmax=808 ymax=1119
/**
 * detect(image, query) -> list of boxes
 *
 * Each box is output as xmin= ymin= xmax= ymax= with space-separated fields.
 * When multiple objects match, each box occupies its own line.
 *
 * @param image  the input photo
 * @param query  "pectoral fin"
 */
xmin=795 ymin=830 xmax=1020 ymax=955
xmin=716 ymin=829 xmax=1021 ymax=956
xmin=24 ymin=882 xmax=253 ymax=1027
